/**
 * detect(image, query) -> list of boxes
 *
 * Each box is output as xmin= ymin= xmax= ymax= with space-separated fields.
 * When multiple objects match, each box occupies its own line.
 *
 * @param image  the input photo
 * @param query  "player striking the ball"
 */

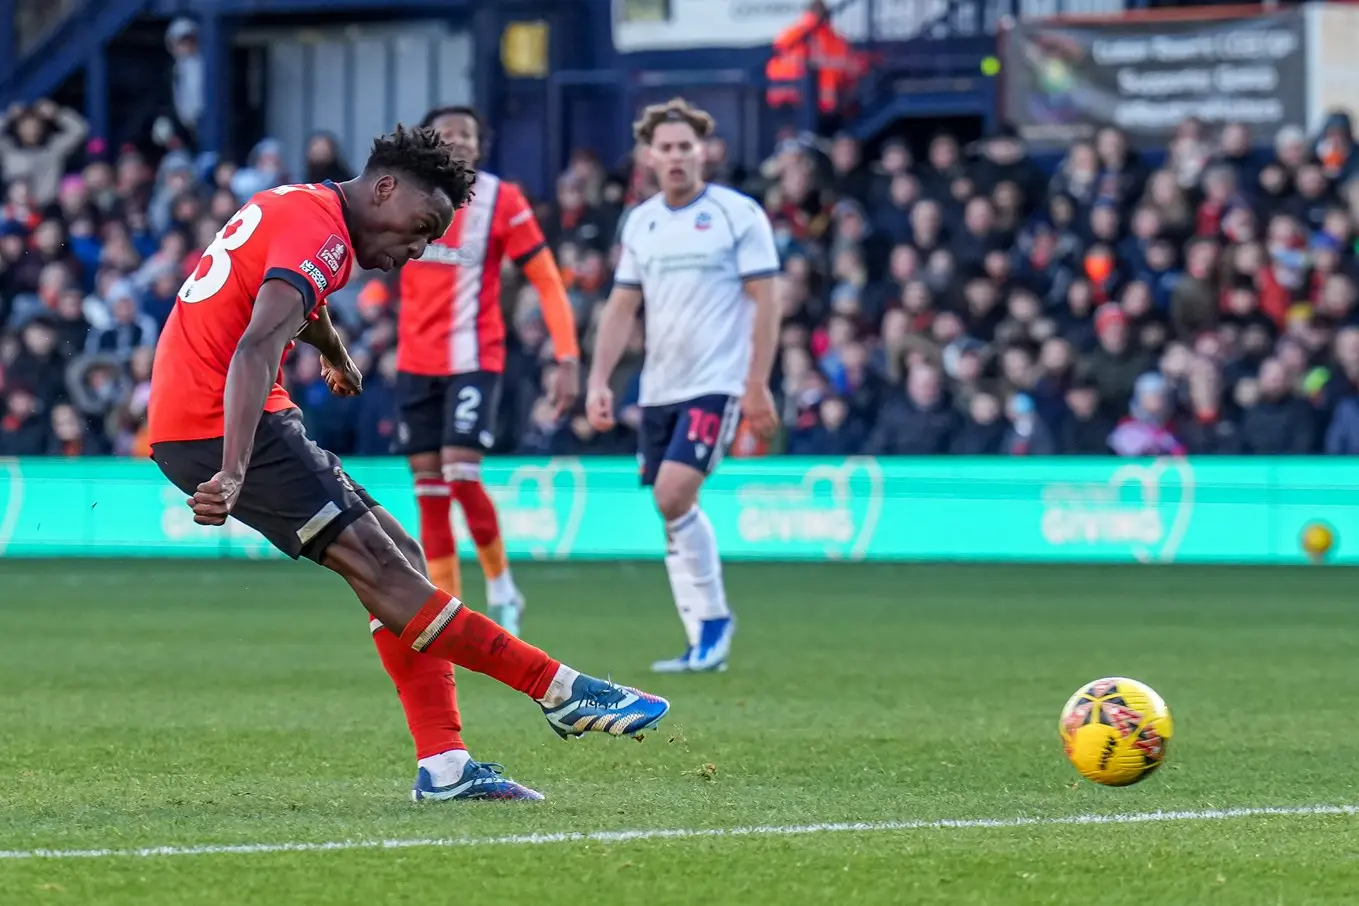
xmin=147 ymin=124 xmax=669 ymax=803
xmin=587 ymin=99 xmax=781 ymax=673
xmin=397 ymin=105 xmax=580 ymax=637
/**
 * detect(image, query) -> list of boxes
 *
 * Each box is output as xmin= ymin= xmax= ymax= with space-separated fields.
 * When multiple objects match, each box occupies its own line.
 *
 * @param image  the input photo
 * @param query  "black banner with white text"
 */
xmin=1001 ymin=11 xmax=1307 ymax=149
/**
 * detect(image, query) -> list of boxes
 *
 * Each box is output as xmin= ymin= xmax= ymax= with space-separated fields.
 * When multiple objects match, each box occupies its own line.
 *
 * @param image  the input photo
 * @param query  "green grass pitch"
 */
xmin=3 ymin=560 xmax=1359 ymax=904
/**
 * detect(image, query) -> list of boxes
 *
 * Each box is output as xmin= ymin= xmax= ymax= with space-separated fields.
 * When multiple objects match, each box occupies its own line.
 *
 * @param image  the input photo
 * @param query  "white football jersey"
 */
xmin=614 ymin=184 xmax=780 ymax=406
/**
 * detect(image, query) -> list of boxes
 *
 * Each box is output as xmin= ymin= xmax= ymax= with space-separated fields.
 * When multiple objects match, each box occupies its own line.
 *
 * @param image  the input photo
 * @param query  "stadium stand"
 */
xmin=3 ymin=21 xmax=1359 ymax=459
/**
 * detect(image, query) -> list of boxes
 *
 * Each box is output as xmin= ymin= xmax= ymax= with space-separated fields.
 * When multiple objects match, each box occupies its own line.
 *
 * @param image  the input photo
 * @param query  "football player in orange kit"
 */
xmin=148 ymin=125 xmax=668 ymax=803
xmin=396 ymin=106 xmax=580 ymax=637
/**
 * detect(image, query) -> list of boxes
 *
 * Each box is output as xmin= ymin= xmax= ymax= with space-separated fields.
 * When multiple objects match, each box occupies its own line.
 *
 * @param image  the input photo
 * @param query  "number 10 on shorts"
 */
xmin=686 ymin=409 xmax=722 ymax=447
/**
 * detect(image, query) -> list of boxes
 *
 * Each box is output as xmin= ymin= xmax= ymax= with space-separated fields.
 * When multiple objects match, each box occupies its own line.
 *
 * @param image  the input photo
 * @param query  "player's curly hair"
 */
xmin=420 ymin=105 xmax=488 ymax=151
xmin=632 ymin=97 xmax=715 ymax=144
xmin=363 ymin=123 xmax=476 ymax=208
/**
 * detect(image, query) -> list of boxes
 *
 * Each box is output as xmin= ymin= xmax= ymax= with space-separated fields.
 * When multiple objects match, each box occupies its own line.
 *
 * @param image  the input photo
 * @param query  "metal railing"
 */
xmin=15 ymin=0 xmax=82 ymax=56
xmin=1 ymin=0 xmax=145 ymax=104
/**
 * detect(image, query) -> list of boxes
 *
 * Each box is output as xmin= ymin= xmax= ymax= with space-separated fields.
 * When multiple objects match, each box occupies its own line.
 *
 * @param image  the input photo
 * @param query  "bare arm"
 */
xmin=740 ymin=275 xmax=781 ymax=439
xmin=584 ymin=285 xmax=642 ymax=431
xmin=221 ymin=280 xmax=304 ymax=479
xmin=295 ymin=304 xmax=348 ymax=363
xmin=744 ymin=275 xmax=778 ymax=391
xmin=297 ymin=305 xmax=363 ymax=397
xmin=587 ymin=285 xmax=643 ymax=391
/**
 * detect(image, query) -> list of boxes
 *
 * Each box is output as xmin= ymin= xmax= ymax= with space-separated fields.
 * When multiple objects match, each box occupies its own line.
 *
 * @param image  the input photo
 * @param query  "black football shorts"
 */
xmin=150 ymin=408 xmax=377 ymax=561
xmin=395 ymin=370 xmax=502 ymax=455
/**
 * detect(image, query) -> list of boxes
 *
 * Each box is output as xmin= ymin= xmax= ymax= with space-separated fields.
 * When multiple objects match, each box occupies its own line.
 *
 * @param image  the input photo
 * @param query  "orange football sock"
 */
xmin=477 ymin=537 xmax=509 ymax=581
xmin=427 ymin=554 xmax=461 ymax=599
xmin=400 ymin=590 xmax=557 ymax=699
xmin=370 ymin=618 xmax=463 ymax=759
xmin=451 ymin=477 xmax=509 ymax=582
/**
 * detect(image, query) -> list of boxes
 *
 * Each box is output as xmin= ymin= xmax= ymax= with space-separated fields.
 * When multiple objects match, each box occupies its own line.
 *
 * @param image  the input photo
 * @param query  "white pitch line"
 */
xmin=1 ymin=804 xmax=1354 ymax=862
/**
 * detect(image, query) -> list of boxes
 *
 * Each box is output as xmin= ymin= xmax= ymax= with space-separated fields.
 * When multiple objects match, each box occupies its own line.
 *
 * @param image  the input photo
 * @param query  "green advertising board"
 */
xmin=0 ymin=456 xmax=1351 ymax=563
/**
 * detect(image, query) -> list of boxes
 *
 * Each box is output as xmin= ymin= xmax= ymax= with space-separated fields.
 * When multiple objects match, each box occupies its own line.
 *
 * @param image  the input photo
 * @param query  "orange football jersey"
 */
xmin=148 ymin=183 xmax=354 ymax=444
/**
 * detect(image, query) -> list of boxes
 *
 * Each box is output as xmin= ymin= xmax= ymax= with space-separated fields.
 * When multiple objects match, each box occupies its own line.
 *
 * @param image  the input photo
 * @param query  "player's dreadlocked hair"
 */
xmin=363 ymin=123 xmax=476 ymax=208
xmin=632 ymin=97 xmax=715 ymax=144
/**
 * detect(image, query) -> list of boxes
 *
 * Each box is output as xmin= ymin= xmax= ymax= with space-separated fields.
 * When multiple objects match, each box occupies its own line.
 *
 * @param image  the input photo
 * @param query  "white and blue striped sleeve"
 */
xmin=735 ymin=201 xmax=780 ymax=281
xmin=613 ymin=210 xmax=643 ymax=289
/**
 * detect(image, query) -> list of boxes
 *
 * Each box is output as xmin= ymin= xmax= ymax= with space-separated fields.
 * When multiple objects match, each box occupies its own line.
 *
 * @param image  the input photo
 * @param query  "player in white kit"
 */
xmin=586 ymin=98 xmax=782 ymax=673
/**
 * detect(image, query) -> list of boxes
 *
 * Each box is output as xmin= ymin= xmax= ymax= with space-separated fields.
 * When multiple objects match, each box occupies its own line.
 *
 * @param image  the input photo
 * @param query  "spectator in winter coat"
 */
xmin=787 ymin=396 xmax=866 ymax=455
xmin=1060 ymin=380 xmax=1114 ymax=454
xmin=1108 ymin=372 xmax=1186 ymax=456
xmin=303 ymin=131 xmax=354 ymax=184
xmin=1324 ymin=396 xmax=1359 ymax=454
xmin=544 ymin=175 xmax=611 ymax=252
xmin=8 ymin=319 xmax=67 ymax=405
xmin=952 ymin=196 xmax=999 ymax=273
xmin=165 ymin=17 xmax=205 ymax=139
xmin=1001 ymin=392 xmax=1057 ymax=455
xmin=51 ymin=288 xmax=92 ymax=359
xmin=1315 ymin=110 xmax=1357 ymax=184
xmin=1179 ymin=356 xmax=1238 ymax=454
xmin=65 ymin=355 xmax=131 ymax=421
xmin=0 ymin=386 xmax=48 ymax=454
xmin=865 ymin=362 xmax=960 ymax=454
xmin=1084 ymin=304 xmax=1154 ymax=419
xmin=1236 ymin=358 xmax=1315 ymax=453
xmin=147 ymin=151 xmax=197 ymax=238
xmin=971 ymin=126 xmax=1045 ymax=216
xmin=1214 ymin=122 xmax=1266 ymax=190
xmin=47 ymin=401 xmax=108 ymax=456
xmin=230 ymin=138 xmax=287 ymax=200
xmin=86 ymin=283 xmax=158 ymax=360
xmin=1094 ymin=127 xmax=1148 ymax=213
xmin=951 ymin=392 xmax=1006 ymax=454
xmin=354 ymin=349 xmax=400 ymax=455
xmin=871 ymin=174 xmax=917 ymax=246
xmin=1170 ymin=238 xmax=1220 ymax=339
xmin=1049 ymin=143 xmax=1100 ymax=212
xmin=1320 ymin=327 xmax=1359 ymax=419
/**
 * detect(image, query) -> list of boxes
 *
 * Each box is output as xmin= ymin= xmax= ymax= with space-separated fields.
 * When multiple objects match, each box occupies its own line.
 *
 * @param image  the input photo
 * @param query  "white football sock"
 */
xmin=667 ymin=506 xmax=731 ymax=624
xmin=664 ymin=548 xmax=704 ymax=647
xmin=417 ymin=748 xmax=472 ymax=786
xmin=536 ymin=664 xmax=581 ymax=708
xmin=487 ymin=570 xmax=519 ymax=607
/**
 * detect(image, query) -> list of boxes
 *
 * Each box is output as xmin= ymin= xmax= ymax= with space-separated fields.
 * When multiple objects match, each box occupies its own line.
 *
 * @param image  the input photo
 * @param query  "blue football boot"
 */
xmin=650 ymin=646 xmax=695 ymax=673
xmin=412 ymin=760 xmax=544 ymax=802
xmin=541 ymin=673 xmax=670 ymax=739
xmin=688 ymin=616 xmax=735 ymax=672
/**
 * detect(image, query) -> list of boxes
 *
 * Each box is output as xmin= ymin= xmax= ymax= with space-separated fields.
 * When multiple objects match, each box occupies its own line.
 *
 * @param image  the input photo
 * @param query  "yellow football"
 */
xmin=1301 ymin=522 xmax=1335 ymax=562
xmin=1059 ymin=677 xmax=1172 ymax=786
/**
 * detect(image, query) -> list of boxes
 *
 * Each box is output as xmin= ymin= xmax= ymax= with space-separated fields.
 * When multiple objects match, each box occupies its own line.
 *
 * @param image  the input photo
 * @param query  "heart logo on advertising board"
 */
xmin=1109 ymin=458 xmax=1196 ymax=563
xmin=734 ymin=457 xmax=885 ymax=560
xmin=1041 ymin=458 xmax=1197 ymax=562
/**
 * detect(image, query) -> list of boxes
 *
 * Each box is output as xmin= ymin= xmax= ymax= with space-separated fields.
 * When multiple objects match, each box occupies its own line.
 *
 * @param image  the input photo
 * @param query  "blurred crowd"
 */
xmin=729 ymin=114 xmax=1359 ymax=458
xmin=7 ymin=87 xmax=1359 ymax=459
